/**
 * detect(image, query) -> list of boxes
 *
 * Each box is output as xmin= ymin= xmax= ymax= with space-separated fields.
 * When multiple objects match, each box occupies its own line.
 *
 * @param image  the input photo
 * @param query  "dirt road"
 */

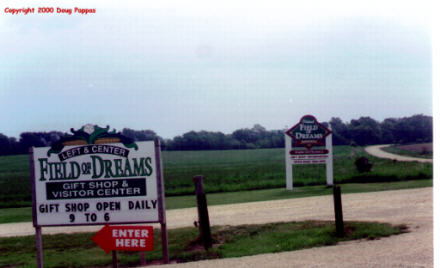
xmin=142 ymin=187 xmax=432 ymax=268
xmin=365 ymin=144 xmax=433 ymax=163
xmin=2 ymin=187 xmax=432 ymax=267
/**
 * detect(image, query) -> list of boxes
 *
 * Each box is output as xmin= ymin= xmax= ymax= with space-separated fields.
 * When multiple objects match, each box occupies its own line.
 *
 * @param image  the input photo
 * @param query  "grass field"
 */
xmin=163 ymin=146 xmax=432 ymax=196
xmin=0 ymin=220 xmax=406 ymax=267
xmin=0 ymin=146 xmax=433 ymax=208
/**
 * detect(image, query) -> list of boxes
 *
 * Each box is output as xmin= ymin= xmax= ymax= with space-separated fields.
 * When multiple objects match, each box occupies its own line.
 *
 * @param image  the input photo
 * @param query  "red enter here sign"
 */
xmin=92 ymin=225 xmax=154 ymax=253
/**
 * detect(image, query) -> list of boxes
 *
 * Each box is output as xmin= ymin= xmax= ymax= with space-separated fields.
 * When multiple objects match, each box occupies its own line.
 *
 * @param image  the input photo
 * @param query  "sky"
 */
xmin=0 ymin=0 xmax=435 ymax=139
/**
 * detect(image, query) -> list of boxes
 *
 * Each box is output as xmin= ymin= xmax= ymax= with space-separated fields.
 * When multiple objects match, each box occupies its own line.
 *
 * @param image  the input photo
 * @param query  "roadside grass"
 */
xmin=0 ymin=146 xmax=433 ymax=208
xmin=0 ymin=180 xmax=432 ymax=224
xmin=0 ymin=207 xmax=33 ymax=224
xmin=382 ymin=144 xmax=433 ymax=159
xmin=0 ymin=220 xmax=407 ymax=268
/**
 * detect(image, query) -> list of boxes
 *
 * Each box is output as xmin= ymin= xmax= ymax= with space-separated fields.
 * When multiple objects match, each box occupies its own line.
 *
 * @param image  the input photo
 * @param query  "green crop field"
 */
xmin=0 ymin=146 xmax=433 ymax=208
xmin=162 ymin=146 xmax=432 ymax=195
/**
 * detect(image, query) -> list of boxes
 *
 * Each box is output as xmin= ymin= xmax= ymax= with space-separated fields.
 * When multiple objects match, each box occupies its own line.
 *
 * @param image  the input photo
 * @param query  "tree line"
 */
xmin=0 ymin=114 xmax=432 ymax=155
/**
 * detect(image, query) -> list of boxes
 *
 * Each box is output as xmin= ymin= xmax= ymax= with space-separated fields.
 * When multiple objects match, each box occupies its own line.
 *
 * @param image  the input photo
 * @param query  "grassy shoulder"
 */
xmin=0 ymin=180 xmax=432 ymax=224
xmin=0 ymin=220 xmax=407 ymax=268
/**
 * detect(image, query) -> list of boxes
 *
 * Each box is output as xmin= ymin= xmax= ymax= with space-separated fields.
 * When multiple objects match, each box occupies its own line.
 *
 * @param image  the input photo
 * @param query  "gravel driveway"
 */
xmin=146 ymin=187 xmax=432 ymax=267
xmin=0 ymin=188 xmax=432 ymax=267
xmin=365 ymin=144 xmax=433 ymax=163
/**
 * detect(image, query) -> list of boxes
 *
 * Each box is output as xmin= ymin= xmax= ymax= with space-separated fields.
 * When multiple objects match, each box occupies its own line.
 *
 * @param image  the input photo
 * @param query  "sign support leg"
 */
xmin=326 ymin=131 xmax=334 ymax=186
xmin=112 ymin=250 xmax=118 ymax=268
xmin=161 ymin=223 xmax=169 ymax=263
xmin=139 ymin=252 xmax=146 ymax=265
xmin=285 ymin=135 xmax=293 ymax=190
xmin=35 ymin=226 xmax=43 ymax=268
xmin=155 ymin=139 xmax=169 ymax=264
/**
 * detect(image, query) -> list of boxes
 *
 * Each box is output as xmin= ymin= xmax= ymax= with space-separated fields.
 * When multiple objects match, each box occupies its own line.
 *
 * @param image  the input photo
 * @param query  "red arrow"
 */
xmin=92 ymin=225 xmax=113 ymax=253
xmin=92 ymin=225 xmax=154 ymax=254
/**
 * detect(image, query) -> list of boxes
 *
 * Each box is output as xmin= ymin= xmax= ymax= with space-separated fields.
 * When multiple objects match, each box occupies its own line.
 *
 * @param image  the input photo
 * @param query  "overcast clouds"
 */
xmin=0 ymin=0 xmax=434 ymax=138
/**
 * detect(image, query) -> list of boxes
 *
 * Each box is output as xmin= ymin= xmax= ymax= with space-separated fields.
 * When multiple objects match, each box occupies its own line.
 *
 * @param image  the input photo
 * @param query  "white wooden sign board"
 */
xmin=31 ymin=141 xmax=161 ymax=226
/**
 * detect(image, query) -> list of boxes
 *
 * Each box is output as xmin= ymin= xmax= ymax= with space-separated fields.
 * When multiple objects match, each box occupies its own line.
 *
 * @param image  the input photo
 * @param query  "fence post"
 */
xmin=193 ymin=175 xmax=213 ymax=249
xmin=333 ymin=185 xmax=344 ymax=237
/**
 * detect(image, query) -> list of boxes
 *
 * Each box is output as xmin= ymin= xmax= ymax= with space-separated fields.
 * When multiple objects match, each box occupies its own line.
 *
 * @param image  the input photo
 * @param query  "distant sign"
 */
xmin=92 ymin=225 xmax=154 ymax=253
xmin=285 ymin=115 xmax=331 ymax=149
xmin=285 ymin=115 xmax=334 ymax=189
xmin=31 ymin=125 xmax=162 ymax=226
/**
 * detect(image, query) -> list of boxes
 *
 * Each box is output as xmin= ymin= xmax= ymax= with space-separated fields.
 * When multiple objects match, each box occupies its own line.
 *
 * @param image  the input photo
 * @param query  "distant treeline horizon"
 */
xmin=0 ymin=114 xmax=432 ymax=155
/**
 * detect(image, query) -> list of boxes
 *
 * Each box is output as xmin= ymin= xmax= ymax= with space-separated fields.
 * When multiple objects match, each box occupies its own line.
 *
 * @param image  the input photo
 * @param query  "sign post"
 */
xmin=285 ymin=134 xmax=293 ymax=190
xmin=285 ymin=115 xmax=333 ymax=189
xmin=29 ymin=125 xmax=168 ymax=266
xmin=325 ymin=130 xmax=334 ymax=186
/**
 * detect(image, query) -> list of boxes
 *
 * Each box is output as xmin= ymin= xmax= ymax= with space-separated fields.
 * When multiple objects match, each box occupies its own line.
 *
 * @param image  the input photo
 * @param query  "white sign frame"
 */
xmin=31 ymin=141 xmax=163 ymax=226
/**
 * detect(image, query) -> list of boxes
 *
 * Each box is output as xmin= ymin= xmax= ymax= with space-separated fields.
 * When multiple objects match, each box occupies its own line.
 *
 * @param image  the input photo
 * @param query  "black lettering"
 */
xmin=103 ymin=160 xmax=114 ymax=178
xmin=38 ymin=158 xmax=49 ymax=181
xmin=114 ymin=159 xmax=123 ymax=177
xmin=133 ymin=158 xmax=145 ymax=176
xmin=91 ymin=156 xmax=103 ymax=178
xmin=144 ymin=157 xmax=153 ymax=176
xmin=54 ymin=163 xmax=63 ymax=179
xmin=124 ymin=159 xmax=133 ymax=176
xmin=69 ymin=161 xmax=81 ymax=179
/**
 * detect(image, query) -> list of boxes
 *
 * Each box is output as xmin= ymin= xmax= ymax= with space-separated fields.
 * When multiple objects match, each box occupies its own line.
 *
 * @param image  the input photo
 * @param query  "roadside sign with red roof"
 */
xmin=285 ymin=115 xmax=331 ymax=149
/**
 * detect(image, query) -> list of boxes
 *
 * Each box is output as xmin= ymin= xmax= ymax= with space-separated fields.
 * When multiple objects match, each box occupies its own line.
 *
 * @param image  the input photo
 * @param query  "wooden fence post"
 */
xmin=193 ymin=175 xmax=213 ymax=249
xmin=333 ymin=185 xmax=344 ymax=237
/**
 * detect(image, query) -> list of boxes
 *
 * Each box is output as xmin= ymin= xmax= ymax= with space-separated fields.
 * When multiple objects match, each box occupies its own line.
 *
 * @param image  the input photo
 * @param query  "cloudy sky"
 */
xmin=0 ymin=0 xmax=434 ymax=138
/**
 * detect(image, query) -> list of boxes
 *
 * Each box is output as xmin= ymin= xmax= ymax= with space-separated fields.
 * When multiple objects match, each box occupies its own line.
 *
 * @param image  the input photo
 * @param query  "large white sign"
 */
xmin=31 ymin=141 xmax=160 ymax=226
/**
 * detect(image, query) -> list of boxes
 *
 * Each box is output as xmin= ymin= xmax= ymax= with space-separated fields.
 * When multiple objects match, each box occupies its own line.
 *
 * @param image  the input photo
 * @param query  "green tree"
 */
xmin=348 ymin=117 xmax=382 ymax=146
xmin=329 ymin=117 xmax=350 ymax=145
xmin=0 ymin=133 xmax=11 ymax=155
